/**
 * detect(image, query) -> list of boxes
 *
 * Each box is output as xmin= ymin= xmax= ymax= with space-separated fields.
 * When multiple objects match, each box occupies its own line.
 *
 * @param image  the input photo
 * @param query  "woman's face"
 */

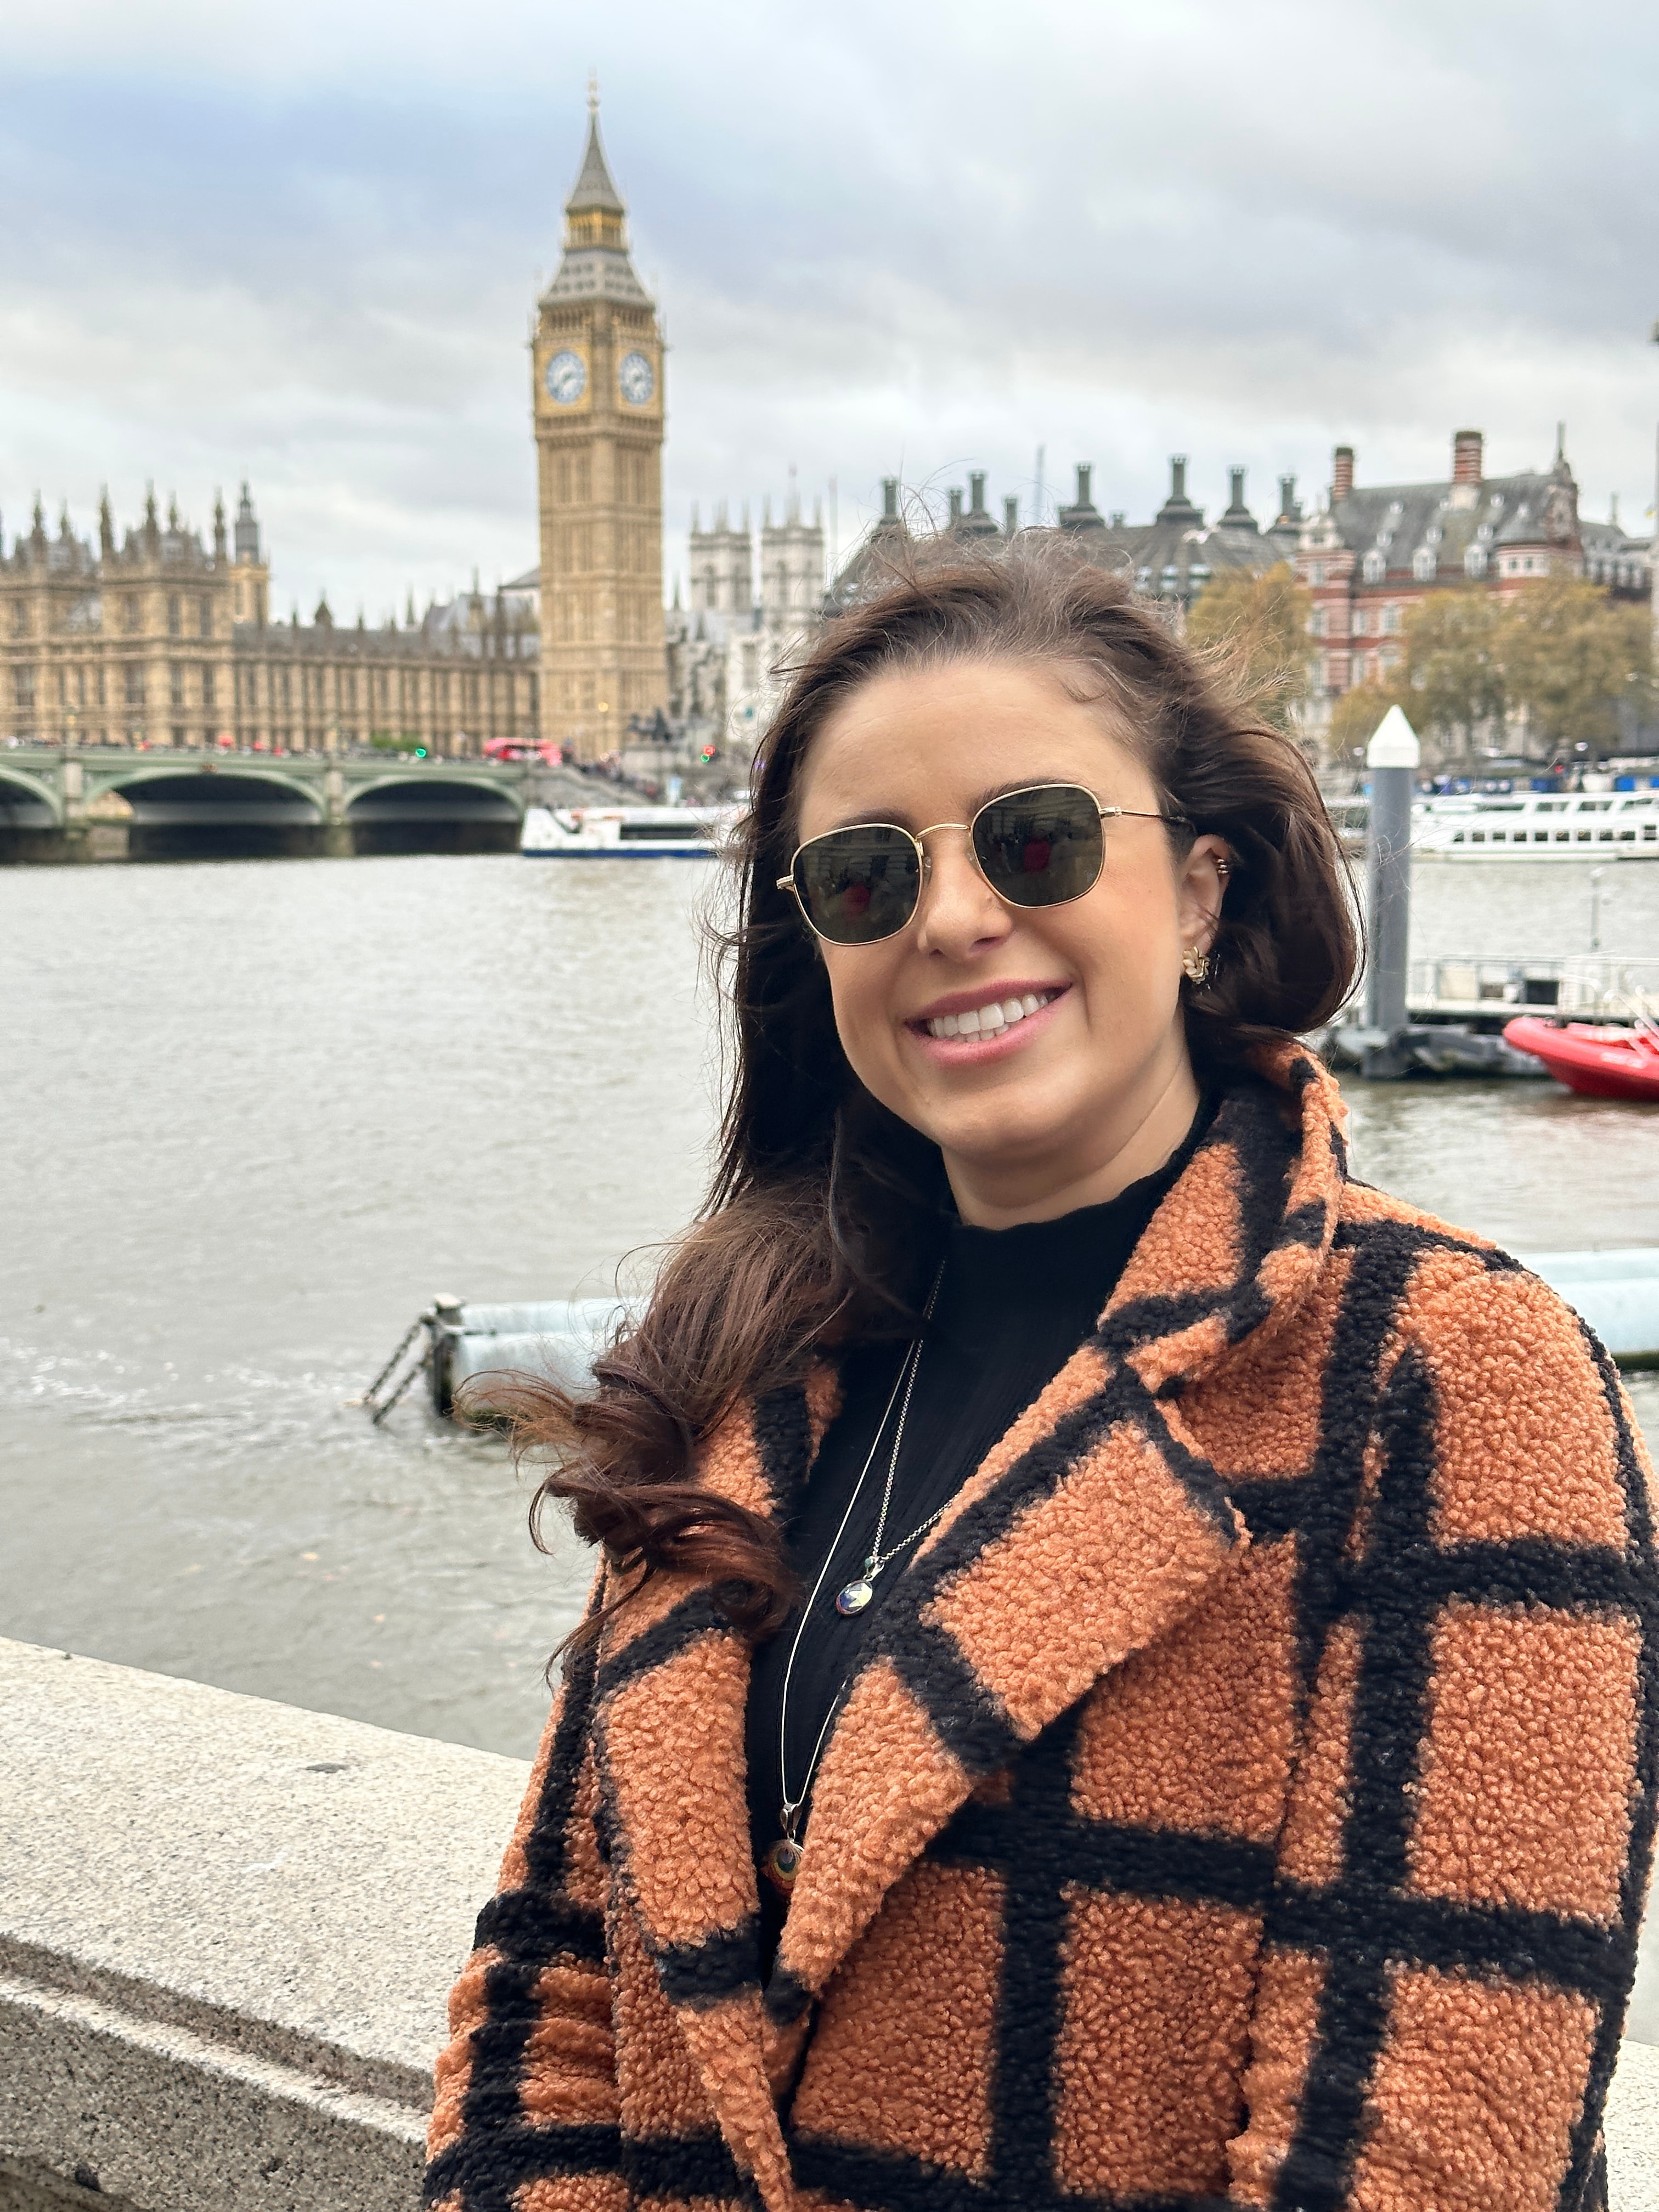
xmin=792 ymin=656 xmax=1228 ymax=1225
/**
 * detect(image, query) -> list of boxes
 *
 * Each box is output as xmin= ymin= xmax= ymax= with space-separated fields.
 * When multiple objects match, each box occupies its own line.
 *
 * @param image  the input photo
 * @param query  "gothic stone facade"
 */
xmin=665 ymin=488 xmax=826 ymax=754
xmin=0 ymin=489 xmax=539 ymax=757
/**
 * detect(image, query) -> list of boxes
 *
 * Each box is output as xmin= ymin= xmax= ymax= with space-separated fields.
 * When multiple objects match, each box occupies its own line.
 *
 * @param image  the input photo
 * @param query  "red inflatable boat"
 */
xmin=1503 ymin=1015 xmax=1659 ymax=1102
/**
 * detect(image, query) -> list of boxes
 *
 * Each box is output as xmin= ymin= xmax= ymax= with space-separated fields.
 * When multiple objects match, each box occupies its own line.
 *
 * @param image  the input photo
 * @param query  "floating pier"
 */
xmin=365 ymin=1252 xmax=1659 ymax=1422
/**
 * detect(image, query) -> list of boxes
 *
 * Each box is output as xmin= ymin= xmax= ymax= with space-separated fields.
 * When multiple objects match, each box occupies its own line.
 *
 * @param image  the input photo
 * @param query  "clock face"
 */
xmin=544 ymin=349 xmax=586 ymax=405
xmin=618 ymin=351 xmax=655 ymax=407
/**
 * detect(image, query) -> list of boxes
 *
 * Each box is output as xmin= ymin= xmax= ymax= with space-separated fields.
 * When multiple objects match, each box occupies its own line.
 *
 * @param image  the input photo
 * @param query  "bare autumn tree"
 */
xmin=1498 ymin=577 xmax=1654 ymax=754
xmin=1324 ymin=581 xmax=1654 ymax=770
xmin=1184 ymin=561 xmax=1315 ymax=736
xmin=1397 ymin=590 xmax=1508 ymax=759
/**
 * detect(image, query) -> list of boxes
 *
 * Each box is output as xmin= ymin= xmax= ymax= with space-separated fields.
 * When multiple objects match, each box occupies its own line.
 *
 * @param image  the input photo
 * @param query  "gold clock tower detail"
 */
xmin=532 ymin=87 xmax=666 ymax=760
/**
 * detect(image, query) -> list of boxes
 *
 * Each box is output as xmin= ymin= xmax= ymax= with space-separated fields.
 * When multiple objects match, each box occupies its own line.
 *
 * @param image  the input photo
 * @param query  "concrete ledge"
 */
xmin=0 ymin=1639 xmax=528 ymax=2211
xmin=1 ymin=1634 xmax=1654 ymax=2209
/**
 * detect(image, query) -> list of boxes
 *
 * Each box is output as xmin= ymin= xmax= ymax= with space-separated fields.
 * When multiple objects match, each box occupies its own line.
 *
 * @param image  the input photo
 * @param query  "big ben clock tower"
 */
xmin=533 ymin=85 xmax=666 ymax=760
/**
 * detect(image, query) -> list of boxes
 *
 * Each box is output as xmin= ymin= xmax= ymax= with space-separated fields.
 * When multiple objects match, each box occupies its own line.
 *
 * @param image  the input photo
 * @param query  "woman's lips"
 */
xmin=906 ymin=984 xmax=1070 ymax=1064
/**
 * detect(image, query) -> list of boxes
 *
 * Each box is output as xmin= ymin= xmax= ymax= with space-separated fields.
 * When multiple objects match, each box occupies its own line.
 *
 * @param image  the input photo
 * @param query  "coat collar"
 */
xmin=589 ymin=1045 xmax=1347 ymax=2205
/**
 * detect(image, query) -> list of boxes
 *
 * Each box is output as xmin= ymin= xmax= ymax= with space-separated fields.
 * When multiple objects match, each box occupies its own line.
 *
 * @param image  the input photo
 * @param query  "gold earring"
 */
xmin=1181 ymin=944 xmax=1210 ymax=984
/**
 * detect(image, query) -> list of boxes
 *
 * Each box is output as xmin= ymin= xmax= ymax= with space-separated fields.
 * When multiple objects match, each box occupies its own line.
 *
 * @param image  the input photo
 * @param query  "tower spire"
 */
xmin=543 ymin=83 xmax=648 ymax=307
xmin=566 ymin=81 xmax=626 ymax=227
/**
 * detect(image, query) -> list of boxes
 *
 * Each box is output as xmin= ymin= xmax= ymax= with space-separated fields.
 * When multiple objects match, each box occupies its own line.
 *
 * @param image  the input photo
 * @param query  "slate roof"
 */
xmin=566 ymin=112 xmax=625 ymax=215
xmin=543 ymin=104 xmax=652 ymax=309
xmin=1313 ymin=460 xmax=1581 ymax=586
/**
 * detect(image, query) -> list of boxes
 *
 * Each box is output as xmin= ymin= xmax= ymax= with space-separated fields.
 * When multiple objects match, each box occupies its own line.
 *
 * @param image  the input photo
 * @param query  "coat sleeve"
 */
xmin=425 ymin=1619 xmax=623 ymax=2212
xmin=1227 ymin=1258 xmax=1659 ymax=2210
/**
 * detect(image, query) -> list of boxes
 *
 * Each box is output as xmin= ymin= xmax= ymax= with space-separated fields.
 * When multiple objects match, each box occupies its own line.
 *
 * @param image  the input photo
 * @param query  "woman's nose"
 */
xmin=913 ymin=831 xmax=1011 ymax=957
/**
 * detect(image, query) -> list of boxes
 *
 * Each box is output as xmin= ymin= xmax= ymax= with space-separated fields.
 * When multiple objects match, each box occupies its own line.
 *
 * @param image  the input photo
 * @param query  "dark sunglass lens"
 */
xmin=973 ymin=787 xmax=1103 ymax=907
xmin=794 ymin=827 xmax=920 ymax=943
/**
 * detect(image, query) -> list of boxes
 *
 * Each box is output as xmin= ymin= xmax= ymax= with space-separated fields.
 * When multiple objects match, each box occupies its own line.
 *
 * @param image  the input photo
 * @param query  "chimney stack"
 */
xmin=1452 ymin=429 xmax=1483 ymax=488
xmin=1332 ymin=446 xmax=1355 ymax=502
xmin=1003 ymin=495 xmax=1019 ymax=534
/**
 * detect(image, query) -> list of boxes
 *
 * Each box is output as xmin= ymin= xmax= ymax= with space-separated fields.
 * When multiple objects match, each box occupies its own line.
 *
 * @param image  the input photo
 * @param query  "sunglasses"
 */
xmin=777 ymin=782 xmax=1192 ymax=947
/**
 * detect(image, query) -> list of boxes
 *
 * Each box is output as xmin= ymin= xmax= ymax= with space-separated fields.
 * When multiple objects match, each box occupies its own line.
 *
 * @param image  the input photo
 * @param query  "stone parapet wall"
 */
xmin=0 ymin=1634 xmax=1655 ymax=2209
xmin=0 ymin=1639 xmax=525 ymax=2210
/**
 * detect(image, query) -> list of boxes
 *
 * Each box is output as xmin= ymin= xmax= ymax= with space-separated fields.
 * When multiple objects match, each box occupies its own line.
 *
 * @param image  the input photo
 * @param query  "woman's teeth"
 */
xmin=925 ymin=991 xmax=1057 ymax=1041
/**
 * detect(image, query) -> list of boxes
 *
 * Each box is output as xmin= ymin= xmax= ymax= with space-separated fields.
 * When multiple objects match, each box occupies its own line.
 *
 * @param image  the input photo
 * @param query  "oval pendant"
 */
xmin=763 ymin=1837 xmax=804 ymax=1894
xmin=835 ymin=1578 xmax=874 ymax=1616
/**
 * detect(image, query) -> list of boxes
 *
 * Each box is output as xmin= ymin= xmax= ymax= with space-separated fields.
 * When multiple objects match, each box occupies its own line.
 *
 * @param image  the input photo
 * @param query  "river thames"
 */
xmin=3 ymin=851 xmax=1657 ymax=1763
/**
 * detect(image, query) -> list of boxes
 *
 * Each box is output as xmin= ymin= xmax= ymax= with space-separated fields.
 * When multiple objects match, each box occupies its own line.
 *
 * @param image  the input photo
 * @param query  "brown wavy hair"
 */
xmin=508 ymin=533 xmax=1357 ymax=1647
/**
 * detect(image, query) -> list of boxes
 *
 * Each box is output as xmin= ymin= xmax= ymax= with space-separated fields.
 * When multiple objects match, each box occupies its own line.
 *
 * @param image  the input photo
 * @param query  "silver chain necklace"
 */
xmin=762 ymin=1266 xmax=944 ymax=1897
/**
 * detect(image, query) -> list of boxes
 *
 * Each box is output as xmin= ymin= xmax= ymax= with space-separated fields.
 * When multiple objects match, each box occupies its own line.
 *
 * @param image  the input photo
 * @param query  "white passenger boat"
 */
xmin=521 ymin=804 xmax=739 ymax=858
xmin=1412 ymin=789 xmax=1659 ymax=860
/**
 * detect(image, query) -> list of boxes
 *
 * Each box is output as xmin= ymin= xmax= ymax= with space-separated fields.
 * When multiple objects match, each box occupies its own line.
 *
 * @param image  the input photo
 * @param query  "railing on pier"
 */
xmin=1406 ymin=953 xmax=1659 ymax=1022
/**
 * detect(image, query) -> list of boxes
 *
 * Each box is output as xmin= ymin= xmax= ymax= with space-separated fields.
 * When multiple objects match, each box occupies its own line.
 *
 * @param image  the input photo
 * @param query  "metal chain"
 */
xmin=369 ymin=1352 xmax=424 ymax=1427
xmin=361 ymin=1317 xmax=425 ymax=1409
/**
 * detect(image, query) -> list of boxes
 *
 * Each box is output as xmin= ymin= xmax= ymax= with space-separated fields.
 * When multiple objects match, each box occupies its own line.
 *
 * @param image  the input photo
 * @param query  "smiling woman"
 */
xmin=426 ymin=539 xmax=1658 ymax=2212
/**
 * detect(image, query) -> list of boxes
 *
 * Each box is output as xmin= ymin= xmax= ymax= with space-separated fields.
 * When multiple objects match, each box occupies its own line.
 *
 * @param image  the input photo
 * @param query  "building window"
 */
xmin=13 ymin=666 xmax=36 ymax=707
xmin=202 ymin=667 xmax=216 ymax=708
xmin=9 ymin=601 xmax=26 ymax=637
xmin=1362 ymin=550 xmax=1385 ymax=583
xmin=170 ymin=664 xmax=185 ymax=706
xmin=1464 ymin=544 xmax=1487 ymax=579
xmin=1310 ymin=562 xmax=1326 ymax=586
xmin=198 ymin=597 xmax=212 ymax=638
xmin=1309 ymin=607 xmax=1325 ymax=637
xmin=1412 ymin=547 xmax=1437 ymax=582
xmin=124 ymin=667 xmax=144 ymax=706
xmin=168 ymin=595 xmax=182 ymax=637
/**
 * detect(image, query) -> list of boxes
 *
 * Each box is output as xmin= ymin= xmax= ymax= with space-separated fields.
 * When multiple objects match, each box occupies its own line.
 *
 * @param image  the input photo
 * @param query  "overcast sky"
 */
xmin=5 ymin=0 xmax=1658 ymax=622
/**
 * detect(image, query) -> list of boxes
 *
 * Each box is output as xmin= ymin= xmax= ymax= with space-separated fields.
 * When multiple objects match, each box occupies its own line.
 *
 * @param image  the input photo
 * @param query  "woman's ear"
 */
xmin=1177 ymin=835 xmax=1231 ymax=954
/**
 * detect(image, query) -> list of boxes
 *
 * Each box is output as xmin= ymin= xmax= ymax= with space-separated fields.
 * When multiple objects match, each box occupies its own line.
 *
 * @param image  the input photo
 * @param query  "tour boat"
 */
xmin=1412 ymin=789 xmax=1659 ymax=860
xmin=1502 ymin=1016 xmax=1659 ymax=1102
xmin=521 ymin=804 xmax=738 ymax=857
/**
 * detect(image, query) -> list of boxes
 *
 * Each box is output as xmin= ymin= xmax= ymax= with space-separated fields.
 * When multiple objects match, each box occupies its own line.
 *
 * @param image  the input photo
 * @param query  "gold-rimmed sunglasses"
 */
xmin=777 ymin=781 xmax=1193 ymax=947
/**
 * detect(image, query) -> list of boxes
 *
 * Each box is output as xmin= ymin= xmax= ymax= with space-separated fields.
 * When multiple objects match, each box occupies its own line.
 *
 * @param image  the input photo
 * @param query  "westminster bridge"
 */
xmin=0 ymin=742 xmax=557 ymax=861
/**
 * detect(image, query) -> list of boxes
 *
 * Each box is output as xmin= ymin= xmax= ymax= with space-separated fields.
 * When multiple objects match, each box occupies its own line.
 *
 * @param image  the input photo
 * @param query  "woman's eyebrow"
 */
xmin=809 ymin=778 xmax=1102 ymax=837
xmin=962 ymin=775 xmax=1096 ymax=813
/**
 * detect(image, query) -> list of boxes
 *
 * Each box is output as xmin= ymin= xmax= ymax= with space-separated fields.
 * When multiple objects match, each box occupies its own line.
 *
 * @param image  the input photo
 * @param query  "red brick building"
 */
xmin=1295 ymin=428 xmax=1651 ymax=743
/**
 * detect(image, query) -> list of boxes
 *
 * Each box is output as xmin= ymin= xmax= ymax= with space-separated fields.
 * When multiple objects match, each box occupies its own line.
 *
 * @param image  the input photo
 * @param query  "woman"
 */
xmin=427 ymin=542 xmax=1657 ymax=2212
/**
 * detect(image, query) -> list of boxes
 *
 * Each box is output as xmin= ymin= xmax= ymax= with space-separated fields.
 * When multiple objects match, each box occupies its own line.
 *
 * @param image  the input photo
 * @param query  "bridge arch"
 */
xmin=101 ymin=765 xmax=325 ymax=861
xmin=344 ymin=769 xmax=522 ymax=856
xmin=0 ymin=764 xmax=65 ymax=858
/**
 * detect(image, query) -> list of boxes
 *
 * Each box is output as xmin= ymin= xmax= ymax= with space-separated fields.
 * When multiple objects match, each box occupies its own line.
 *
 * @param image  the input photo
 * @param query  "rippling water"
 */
xmin=2 ymin=853 xmax=1656 ymax=1760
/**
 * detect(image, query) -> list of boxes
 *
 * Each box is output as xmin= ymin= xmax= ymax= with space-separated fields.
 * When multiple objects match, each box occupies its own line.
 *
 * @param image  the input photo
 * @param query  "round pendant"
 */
xmin=763 ymin=1837 xmax=804 ymax=1894
xmin=835 ymin=1578 xmax=874 ymax=1616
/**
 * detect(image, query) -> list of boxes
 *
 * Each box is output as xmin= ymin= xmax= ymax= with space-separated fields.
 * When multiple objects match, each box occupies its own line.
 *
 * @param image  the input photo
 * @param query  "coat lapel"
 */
xmin=766 ymin=1045 xmax=1348 ymax=2023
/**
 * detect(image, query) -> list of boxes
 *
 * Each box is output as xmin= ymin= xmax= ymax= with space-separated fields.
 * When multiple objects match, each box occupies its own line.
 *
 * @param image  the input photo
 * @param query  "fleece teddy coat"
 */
xmin=427 ymin=1046 xmax=1659 ymax=2212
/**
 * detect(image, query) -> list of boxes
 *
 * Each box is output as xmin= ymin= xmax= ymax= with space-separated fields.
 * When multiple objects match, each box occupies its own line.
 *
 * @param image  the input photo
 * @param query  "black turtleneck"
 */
xmin=744 ymin=1100 xmax=1212 ymax=1969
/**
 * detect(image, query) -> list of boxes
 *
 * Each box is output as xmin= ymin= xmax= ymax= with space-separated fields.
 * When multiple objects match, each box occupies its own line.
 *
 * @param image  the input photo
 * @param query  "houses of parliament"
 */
xmin=0 ymin=93 xmax=823 ymax=766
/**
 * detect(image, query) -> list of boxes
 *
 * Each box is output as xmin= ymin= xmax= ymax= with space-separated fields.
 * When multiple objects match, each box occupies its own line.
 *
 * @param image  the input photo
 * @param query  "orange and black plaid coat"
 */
xmin=427 ymin=1047 xmax=1658 ymax=2212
